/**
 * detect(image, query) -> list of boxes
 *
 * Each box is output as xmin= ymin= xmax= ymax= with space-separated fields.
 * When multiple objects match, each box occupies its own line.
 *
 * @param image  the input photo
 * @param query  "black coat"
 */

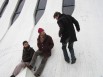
xmin=37 ymin=34 xmax=54 ymax=57
xmin=22 ymin=46 xmax=35 ymax=62
xmin=57 ymin=14 xmax=80 ymax=43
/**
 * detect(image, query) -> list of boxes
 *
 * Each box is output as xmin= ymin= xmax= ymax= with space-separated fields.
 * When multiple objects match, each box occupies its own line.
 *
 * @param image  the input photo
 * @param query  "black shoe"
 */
xmin=10 ymin=75 xmax=15 ymax=77
xmin=34 ymin=66 xmax=36 ymax=71
xmin=65 ymin=57 xmax=70 ymax=63
xmin=65 ymin=59 xmax=70 ymax=63
xmin=34 ymin=73 xmax=40 ymax=77
xmin=71 ymin=58 xmax=76 ymax=64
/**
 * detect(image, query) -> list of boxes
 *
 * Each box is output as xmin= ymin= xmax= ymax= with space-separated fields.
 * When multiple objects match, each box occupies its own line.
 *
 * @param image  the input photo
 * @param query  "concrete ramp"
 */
xmin=16 ymin=68 xmax=35 ymax=77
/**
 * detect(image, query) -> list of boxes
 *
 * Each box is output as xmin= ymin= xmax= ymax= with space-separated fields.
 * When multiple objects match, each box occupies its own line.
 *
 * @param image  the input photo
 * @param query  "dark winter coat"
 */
xmin=22 ymin=46 xmax=35 ymax=62
xmin=37 ymin=34 xmax=54 ymax=57
xmin=57 ymin=14 xmax=80 ymax=43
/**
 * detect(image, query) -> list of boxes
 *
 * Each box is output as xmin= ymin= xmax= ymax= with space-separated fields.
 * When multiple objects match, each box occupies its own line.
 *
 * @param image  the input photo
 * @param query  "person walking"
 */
xmin=53 ymin=12 xmax=80 ymax=64
xmin=28 ymin=28 xmax=54 ymax=77
xmin=10 ymin=41 xmax=35 ymax=77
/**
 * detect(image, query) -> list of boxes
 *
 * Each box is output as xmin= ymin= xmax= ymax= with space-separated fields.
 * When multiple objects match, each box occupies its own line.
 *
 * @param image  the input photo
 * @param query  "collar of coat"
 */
xmin=58 ymin=14 xmax=65 ymax=19
xmin=58 ymin=14 xmax=71 ymax=21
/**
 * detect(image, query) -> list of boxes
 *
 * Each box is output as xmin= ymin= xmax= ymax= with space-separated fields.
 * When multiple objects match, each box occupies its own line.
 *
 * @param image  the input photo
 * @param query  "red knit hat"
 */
xmin=38 ymin=28 xmax=44 ymax=33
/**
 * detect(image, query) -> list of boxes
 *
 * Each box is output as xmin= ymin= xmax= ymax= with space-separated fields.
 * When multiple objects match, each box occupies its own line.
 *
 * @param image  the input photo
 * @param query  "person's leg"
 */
xmin=68 ymin=42 xmax=76 ymax=64
xmin=62 ymin=42 xmax=70 ymax=63
xmin=34 ymin=57 xmax=48 ymax=77
xmin=30 ymin=50 xmax=42 ymax=67
xmin=12 ymin=62 xmax=26 ymax=76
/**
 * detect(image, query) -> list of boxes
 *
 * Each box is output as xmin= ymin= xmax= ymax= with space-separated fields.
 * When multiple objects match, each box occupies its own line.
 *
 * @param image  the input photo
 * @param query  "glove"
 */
xmin=59 ymin=34 xmax=62 ymax=37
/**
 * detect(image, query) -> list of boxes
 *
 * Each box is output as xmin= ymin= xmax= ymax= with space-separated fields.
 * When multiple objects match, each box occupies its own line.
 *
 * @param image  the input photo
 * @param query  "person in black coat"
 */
xmin=53 ymin=12 xmax=80 ymax=64
xmin=10 ymin=41 xmax=35 ymax=77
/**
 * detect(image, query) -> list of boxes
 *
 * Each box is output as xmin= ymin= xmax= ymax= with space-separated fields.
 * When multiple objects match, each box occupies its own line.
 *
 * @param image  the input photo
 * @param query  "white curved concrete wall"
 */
xmin=0 ymin=0 xmax=4 ymax=8
xmin=0 ymin=0 xmax=103 ymax=77
xmin=0 ymin=0 xmax=37 ymax=49
xmin=0 ymin=0 xmax=18 ymax=40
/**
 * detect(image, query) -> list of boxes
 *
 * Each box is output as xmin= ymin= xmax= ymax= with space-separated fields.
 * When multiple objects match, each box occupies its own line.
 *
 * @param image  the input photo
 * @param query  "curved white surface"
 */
xmin=0 ymin=0 xmax=19 ymax=40
xmin=16 ymin=68 xmax=35 ymax=77
xmin=0 ymin=0 xmax=4 ymax=8
xmin=0 ymin=0 xmax=103 ymax=77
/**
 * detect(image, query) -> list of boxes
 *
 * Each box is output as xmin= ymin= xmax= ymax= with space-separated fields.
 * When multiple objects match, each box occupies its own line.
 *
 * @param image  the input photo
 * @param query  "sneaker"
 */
xmin=10 ymin=75 xmax=15 ymax=77
xmin=65 ymin=59 xmax=70 ymax=63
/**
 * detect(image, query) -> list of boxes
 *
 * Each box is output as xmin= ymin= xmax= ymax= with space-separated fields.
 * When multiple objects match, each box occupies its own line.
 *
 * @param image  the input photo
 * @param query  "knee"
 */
xmin=41 ymin=58 xmax=48 ymax=64
xmin=17 ymin=62 xmax=25 ymax=67
xmin=62 ymin=42 xmax=67 ymax=49
xmin=35 ymin=50 xmax=42 ymax=55
xmin=35 ymin=52 xmax=38 ymax=55
xmin=35 ymin=52 xmax=39 ymax=56
xmin=68 ymin=45 xmax=73 ymax=50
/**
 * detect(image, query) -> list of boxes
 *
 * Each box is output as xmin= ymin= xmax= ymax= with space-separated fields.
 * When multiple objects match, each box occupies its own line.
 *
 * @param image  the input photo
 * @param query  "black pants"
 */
xmin=62 ymin=41 xmax=76 ymax=62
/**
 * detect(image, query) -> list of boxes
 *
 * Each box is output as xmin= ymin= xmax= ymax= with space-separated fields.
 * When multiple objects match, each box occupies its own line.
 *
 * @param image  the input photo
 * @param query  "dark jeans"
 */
xmin=30 ymin=50 xmax=48 ymax=76
xmin=62 ymin=41 xmax=76 ymax=62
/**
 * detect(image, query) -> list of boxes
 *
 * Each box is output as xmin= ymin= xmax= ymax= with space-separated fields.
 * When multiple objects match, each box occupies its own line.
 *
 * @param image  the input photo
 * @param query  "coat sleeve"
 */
xmin=37 ymin=41 xmax=40 ymax=49
xmin=22 ymin=50 xmax=25 ymax=61
xmin=48 ymin=36 xmax=54 ymax=50
xmin=57 ymin=20 xmax=64 ymax=37
xmin=37 ymin=37 xmax=42 ymax=50
xmin=70 ymin=15 xmax=80 ymax=31
xmin=28 ymin=48 xmax=35 ymax=60
xmin=42 ymin=36 xmax=54 ymax=51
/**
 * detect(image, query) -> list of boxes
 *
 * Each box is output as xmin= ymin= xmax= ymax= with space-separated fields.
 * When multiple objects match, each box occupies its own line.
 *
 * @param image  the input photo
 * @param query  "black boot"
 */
xmin=65 ymin=57 xmax=70 ymax=63
xmin=10 ymin=75 xmax=15 ymax=77
xmin=71 ymin=58 xmax=76 ymax=64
